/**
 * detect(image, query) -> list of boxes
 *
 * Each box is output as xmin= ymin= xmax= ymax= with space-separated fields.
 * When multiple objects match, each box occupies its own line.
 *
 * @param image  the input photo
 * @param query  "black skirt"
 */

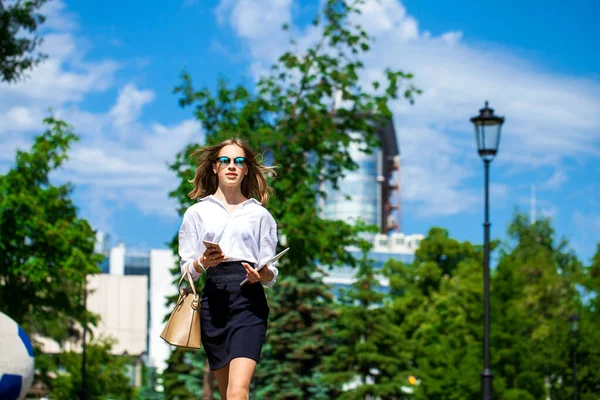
xmin=200 ymin=261 xmax=270 ymax=371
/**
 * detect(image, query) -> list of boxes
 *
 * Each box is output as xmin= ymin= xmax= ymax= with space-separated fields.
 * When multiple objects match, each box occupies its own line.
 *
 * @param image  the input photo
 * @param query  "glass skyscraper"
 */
xmin=320 ymin=120 xmax=423 ymax=295
xmin=320 ymin=120 xmax=402 ymax=234
xmin=322 ymin=138 xmax=381 ymax=229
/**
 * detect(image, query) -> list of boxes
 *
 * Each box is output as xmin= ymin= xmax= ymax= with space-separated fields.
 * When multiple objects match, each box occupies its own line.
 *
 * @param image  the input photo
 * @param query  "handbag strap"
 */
xmin=178 ymin=265 xmax=197 ymax=296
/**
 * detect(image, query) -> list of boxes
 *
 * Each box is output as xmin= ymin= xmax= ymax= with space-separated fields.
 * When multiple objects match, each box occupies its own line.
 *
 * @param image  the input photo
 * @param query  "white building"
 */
xmin=37 ymin=239 xmax=180 ymax=385
xmin=106 ymin=243 xmax=179 ymax=374
xmin=35 ymin=273 xmax=149 ymax=386
xmin=324 ymin=232 xmax=424 ymax=294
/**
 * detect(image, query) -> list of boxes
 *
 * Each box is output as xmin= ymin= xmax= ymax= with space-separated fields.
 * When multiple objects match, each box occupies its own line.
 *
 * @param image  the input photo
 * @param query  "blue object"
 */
xmin=17 ymin=327 xmax=34 ymax=358
xmin=0 ymin=374 xmax=22 ymax=400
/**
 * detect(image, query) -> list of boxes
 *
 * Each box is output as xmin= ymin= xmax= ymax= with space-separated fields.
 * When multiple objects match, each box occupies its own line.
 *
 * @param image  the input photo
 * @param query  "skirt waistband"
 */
xmin=205 ymin=261 xmax=250 ymax=278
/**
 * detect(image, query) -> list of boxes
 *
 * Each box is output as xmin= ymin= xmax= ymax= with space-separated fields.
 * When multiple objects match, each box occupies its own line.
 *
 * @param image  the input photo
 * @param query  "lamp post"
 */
xmin=570 ymin=313 xmax=579 ymax=400
xmin=471 ymin=101 xmax=504 ymax=400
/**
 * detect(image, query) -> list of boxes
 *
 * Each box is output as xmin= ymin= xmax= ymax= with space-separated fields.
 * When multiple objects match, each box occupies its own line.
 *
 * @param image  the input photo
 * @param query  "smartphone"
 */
xmin=202 ymin=240 xmax=223 ymax=253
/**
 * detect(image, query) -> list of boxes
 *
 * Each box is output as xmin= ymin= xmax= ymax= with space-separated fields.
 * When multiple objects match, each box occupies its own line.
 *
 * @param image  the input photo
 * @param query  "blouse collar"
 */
xmin=200 ymin=194 xmax=261 ymax=208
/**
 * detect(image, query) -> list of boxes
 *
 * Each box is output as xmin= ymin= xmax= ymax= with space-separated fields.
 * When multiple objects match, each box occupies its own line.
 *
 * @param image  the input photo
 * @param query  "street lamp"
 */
xmin=471 ymin=101 xmax=504 ymax=400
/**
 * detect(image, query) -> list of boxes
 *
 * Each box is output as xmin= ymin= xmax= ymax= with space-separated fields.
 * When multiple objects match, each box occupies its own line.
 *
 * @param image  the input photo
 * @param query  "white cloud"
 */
xmin=0 ymin=106 xmax=46 ymax=135
xmin=109 ymin=84 xmax=155 ymax=127
xmin=398 ymin=126 xmax=478 ymax=217
xmin=539 ymin=205 xmax=559 ymax=220
xmin=53 ymin=101 xmax=203 ymax=219
xmin=0 ymin=6 xmax=120 ymax=170
xmin=0 ymin=1 xmax=117 ymax=106
xmin=0 ymin=1 xmax=203 ymax=235
xmin=352 ymin=0 xmax=418 ymax=39
xmin=0 ymin=32 xmax=119 ymax=110
xmin=40 ymin=0 xmax=79 ymax=32
xmin=216 ymin=0 xmax=293 ymax=62
xmin=543 ymin=169 xmax=568 ymax=190
xmin=216 ymin=0 xmax=600 ymax=218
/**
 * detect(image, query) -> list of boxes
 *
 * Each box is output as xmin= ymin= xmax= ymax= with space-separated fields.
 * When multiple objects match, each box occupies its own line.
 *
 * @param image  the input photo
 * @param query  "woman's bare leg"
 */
xmin=213 ymin=363 xmax=230 ymax=400
xmin=226 ymin=357 xmax=257 ymax=400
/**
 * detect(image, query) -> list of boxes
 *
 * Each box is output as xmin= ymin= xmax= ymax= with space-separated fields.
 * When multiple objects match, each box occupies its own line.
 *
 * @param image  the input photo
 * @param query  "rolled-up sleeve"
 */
xmin=179 ymin=210 xmax=203 ymax=281
xmin=258 ymin=214 xmax=279 ymax=287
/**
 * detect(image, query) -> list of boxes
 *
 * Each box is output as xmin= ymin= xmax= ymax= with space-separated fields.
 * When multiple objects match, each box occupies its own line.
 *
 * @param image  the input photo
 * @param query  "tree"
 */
xmin=0 ymin=116 xmax=101 ymax=340
xmin=382 ymin=228 xmax=483 ymax=400
xmin=162 ymin=348 xmax=198 ymax=399
xmin=410 ymin=257 xmax=483 ymax=399
xmin=492 ymin=213 xmax=584 ymax=399
xmin=38 ymin=336 xmax=136 ymax=399
xmin=569 ymin=243 xmax=600 ymax=398
xmin=0 ymin=0 xmax=49 ymax=82
xmin=165 ymin=0 xmax=419 ymax=397
xmin=381 ymin=216 xmax=600 ymax=400
xmin=137 ymin=363 xmax=166 ymax=400
xmin=0 ymin=116 xmax=105 ymax=396
xmin=322 ymin=239 xmax=410 ymax=399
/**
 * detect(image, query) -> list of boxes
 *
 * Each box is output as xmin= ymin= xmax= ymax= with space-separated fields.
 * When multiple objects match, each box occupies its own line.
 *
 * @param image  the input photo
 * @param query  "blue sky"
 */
xmin=1 ymin=0 xmax=599 ymax=264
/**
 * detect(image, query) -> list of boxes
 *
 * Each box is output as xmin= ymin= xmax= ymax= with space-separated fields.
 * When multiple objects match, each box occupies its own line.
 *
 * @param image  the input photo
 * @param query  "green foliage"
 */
xmin=413 ymin=227 xmax=479 ymax=277
xmin=566 ymin=243 xmax=600 ymax=398
xmin=179 ymin=350 xmax=220 ymax=399
xmin=0 ymin=116 xmax=101 ymax=341
xmin=492 ymin=213 xmax=583 ymax=398
xmin=137 ymin=364 xmax=165 ymax=400
xmin=0 ymin=0 xmax=49 ymax=82
xmin=381 ymin=227 xmax=483 ymax=399
xmin=377 ymin=216 xmax=600 ymax=400
xmin=39 ymin=337 xmax=136 ymax=399
xmin=503 ymin=389 xmax=536 ymax=400
xmin=166 ymin=0 xmax=419 ymax=398
xmin=322 ymin=244 xmax=410 ymax=399
xmin=0 ymin=116 xmax=132 ymax=398
xmin=162 ymin=349 xmax=196 ymax=399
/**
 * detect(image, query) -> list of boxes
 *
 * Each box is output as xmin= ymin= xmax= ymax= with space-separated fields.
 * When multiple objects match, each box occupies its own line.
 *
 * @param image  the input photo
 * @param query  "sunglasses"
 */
xmin=216 ymin=156 xmax=247 ymax=169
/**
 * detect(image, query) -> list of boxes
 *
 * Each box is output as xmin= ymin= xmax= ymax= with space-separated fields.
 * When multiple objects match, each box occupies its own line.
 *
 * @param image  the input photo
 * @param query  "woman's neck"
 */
xmin=213 ymin=186 xmax=247 ymax=205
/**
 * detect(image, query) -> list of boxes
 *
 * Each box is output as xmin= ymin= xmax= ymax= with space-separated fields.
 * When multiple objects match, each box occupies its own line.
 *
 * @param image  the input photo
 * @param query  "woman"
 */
xmin=178 ymin=138 xmax=278 ymax=400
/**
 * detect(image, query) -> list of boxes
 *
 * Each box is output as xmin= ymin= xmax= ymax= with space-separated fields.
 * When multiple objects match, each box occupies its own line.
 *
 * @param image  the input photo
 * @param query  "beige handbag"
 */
xmin=160 ymin=267 xmax=202 ymax=349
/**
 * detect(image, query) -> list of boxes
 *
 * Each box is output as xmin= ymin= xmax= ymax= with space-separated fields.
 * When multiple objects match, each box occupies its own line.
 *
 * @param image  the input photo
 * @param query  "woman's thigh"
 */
xmin=213 ymin=364 xmax=230 ymax=399
xmin=227 ymin=357 xmax=257 ymax=394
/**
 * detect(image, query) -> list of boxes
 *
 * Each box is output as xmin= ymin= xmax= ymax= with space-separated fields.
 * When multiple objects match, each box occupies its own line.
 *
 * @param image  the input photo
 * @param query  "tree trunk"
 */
xmin=202 ymin=360 xmax=214 ymax=400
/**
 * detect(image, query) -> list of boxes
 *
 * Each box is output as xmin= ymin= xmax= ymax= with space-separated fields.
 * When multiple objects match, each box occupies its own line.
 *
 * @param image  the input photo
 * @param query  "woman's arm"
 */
xmin=258 ymin=214 xmax=279 ymax=287
xmin=178 ymin=210 xmax=204 ymax=281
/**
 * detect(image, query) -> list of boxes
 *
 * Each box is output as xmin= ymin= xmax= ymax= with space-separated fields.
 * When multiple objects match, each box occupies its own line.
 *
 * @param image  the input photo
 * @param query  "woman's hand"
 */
xmin=199 ymin=247 xmax=228 ymax=268
xmin=242 ymin=262 xmax=274 ymax=284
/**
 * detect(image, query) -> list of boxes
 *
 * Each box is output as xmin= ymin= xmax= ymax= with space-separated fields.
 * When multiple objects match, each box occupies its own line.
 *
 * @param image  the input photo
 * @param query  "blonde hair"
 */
xmin=188 ymin=138 xmax=276 ymax=205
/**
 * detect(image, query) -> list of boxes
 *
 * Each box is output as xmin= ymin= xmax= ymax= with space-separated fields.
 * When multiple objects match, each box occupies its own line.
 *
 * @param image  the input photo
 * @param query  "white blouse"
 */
xmin=178 ymin=195 xmax=279 ymax=287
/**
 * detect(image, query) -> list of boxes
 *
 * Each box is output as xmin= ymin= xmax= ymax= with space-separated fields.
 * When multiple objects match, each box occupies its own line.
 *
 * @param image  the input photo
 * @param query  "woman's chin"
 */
xmin=220 ymin=180 xmax=242 ymax=187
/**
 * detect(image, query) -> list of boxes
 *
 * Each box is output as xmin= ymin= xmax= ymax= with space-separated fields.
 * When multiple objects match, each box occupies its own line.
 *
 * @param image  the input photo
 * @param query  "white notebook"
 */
xmin=240 ymin=247 xmax=289 ymax=286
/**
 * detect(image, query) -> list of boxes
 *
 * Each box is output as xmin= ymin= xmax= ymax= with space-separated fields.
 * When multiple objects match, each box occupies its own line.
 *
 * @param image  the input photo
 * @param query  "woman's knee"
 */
xmin=226 ymin=384 xmax=249 ymax=400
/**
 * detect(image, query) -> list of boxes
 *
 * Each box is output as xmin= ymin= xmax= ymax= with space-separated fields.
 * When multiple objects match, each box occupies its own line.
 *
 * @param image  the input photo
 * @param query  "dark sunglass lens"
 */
xmin=234 ymin=157 xmax=246 ymax=167
xmin=217 ymin=156 xmax=231 ymax=165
